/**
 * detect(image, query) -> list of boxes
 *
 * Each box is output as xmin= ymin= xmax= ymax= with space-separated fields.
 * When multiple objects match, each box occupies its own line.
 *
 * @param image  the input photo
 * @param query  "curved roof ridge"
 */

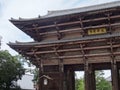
xmin=43 ymin=1 xmax=120 ymax=17
xmin=10 ymin=1 xmax=120 ymax=22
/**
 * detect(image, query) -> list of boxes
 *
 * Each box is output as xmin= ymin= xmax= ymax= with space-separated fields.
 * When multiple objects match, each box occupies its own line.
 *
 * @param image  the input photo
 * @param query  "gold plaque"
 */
xmin=88 ymin=28 xmax=107 ymax=35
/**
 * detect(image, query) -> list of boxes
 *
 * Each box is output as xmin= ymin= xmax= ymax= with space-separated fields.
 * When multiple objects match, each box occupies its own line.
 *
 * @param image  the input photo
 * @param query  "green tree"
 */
xmin=0 ymin=50 xmax=25 ymax=90
xmin=32 ymin=68 xmax=39 ymax=84
xmin=96 ymin=71 xmax=112 ymax=90
xmin=75 ymin=78 xmax=84 ymax=90
xmin=75 ymin=71 xmax=112 ymax=90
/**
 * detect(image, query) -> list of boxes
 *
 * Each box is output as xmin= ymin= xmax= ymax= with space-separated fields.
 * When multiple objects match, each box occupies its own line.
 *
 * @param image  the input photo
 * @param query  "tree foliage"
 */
xmin=32 ymin=68 xmax=39 ymax=84
xmin=96 ymin=71 xmax=112 ymax=90
xmin=75 ymin=78 xmax=84 ymax=90
xmin=0 ymin=50 xmax=25 ymax=90
xmin=75 ymin=71 xmax=112 ymax=90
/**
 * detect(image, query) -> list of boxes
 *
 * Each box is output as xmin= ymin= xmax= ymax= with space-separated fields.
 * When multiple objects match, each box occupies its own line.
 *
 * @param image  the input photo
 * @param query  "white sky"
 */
xmin=0 ymin=0 xmax=118 ymax=77
xmin=0 ymin=0 xmax=118 ymax=54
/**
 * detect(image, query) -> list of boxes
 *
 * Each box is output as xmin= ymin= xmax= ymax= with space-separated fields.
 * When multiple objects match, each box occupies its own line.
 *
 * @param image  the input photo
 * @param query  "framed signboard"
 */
xmin=88 ymin=28 xmax=107 ymax=35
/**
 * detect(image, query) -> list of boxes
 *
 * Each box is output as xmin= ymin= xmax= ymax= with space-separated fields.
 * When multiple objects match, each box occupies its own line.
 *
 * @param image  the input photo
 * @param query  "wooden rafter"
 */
xmin=34 ymin=39 xmax=107 ymax=48
xmin=34 ymin=22 xmax=120 ymax=37
xmin=26 ymin=44 xmax=120 ymax=55
xmin=46 ymin=52 xmax=120 ymax=59
xmin=24 ymin=14 xmax=120 ymax=31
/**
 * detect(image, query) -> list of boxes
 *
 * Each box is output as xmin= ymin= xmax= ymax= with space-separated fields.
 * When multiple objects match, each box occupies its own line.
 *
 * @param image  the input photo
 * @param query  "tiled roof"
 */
xmin=8 ymin=33 xmax=120 ymax=46
xmin=10 ymin=1 xmax=120 ymax=21
xmin=42 ymin=1 xmax=120 ymax=18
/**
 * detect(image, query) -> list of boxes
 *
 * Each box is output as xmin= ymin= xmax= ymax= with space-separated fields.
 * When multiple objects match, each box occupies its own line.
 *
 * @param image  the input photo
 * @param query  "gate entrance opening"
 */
xmin=8 ymin=1 xmax=120 ymax=90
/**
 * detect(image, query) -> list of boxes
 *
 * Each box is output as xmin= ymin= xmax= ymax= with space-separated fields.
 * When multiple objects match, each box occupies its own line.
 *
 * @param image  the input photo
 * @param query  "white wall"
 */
xmin=17 ymin=74 xmax=35 ymax=90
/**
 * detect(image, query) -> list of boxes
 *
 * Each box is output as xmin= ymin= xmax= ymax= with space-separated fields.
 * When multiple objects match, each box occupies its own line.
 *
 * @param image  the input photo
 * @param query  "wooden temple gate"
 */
xmin=9 ymin=1 xmax=120 ymax=90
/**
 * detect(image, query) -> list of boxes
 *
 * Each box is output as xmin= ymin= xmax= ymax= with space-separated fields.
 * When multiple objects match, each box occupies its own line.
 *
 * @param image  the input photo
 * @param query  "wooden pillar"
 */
xmin=66 ymin=69 xmax=75 ymax=90
xmin=84 ymin=62 xmax=96 ymax=90
xmin=39 ymin=68 xmax=42 ymax=90
xmin=38 ymin=59 xmax=43 ymax=90
xmin=89 ymin=64 xmax=96 ymax=90
xmin=71 ymin=70 xmax=75 ymax=90
xmin=59 ymin=59 xmax=64 ymax=90
xmin=109 ymin=38 xmax=119 ymax=90
xmin=118 ymin=68 xmax=120 ymax=90
xmin=111 ymin=60 xmax=119 ymax=90
xmin=54 ymin=46 xmax=64 ymax=90
xmin=66 ymin=70 xmax=70 ymax=90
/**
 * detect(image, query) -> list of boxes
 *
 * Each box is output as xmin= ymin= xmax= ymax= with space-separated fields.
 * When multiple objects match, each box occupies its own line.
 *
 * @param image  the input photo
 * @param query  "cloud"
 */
xmin=72 ymin=0 xmax=119 ymax=8
xmin=0 ymin=0 xmax=118 ymax=55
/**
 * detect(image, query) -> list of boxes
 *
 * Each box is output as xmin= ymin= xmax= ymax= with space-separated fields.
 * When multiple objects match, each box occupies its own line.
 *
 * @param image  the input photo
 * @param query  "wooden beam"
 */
xmin=50 ymin=52 xmax=120 ymax=59
xmin=26 ymin=52 xmax=120 ymax=61
xmin=34 ymin=38 xmax=107 ymax=48
xmin=42 ymin=57 xmax=111 ymax=65
xmin=30 ymin=21 xmax=120 ymax=38
xmin=39 ymin=27 xmax=83 ymax=36
xmin=25 ymin=14 xmax=120 ymax=30
xmin=84 ymin=22 xmax=120 ymax=30
xmin=26 ymin=44 xmax=120 ymax=55
xmin=111 ymin=60 xmax=119 ymax=90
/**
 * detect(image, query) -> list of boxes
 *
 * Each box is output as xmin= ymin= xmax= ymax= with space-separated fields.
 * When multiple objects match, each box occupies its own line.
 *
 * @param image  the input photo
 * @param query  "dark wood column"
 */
xmin=89 ymin=64 xmax=96 ymax=90
xmin=109 ymin=38 xmax=119 ymax=90
xmin=66 ymin=69 xmax=75 ymax=90
xmin=59 ymin=59 xmax=64 ymax=90
xmin=118 ymin=68 xmax=120 ymax=90
xmin=71 ymin=70 xmax=75 ymax=90
xmin=38 ymin=58 xmax=43 ymax=90
xmin=111 ymin=60 xmax=119 ymax=90
xmin=84 ymin=62 xmax=96 ymax=90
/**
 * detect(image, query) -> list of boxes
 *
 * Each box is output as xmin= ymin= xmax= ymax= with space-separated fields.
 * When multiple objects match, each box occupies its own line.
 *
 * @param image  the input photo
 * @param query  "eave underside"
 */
xmin=8 ymin=34 xmax=120 ymax=67
xmin=10 ymin=3 xmax=120 ymax=41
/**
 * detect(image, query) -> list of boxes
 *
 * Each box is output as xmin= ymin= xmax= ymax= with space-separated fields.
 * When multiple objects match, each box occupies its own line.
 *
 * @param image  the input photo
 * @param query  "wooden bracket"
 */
xmin=79 ymin=17 xmax=85 ymax=36
xmin=106 ymin=13 xmax=112 ymax=34
xmin=53 ymin=46 xmax=64 ymax=72
xmin=54 ymin=22 xmax=62 ymax=40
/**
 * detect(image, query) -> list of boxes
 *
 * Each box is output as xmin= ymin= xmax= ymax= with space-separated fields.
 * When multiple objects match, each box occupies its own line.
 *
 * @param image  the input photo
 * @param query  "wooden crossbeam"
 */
xmin=34 ymin=39 xmax=107 ymax=48
xmin=49 ymin=52 xmax=120 ymax=59
xmin=24 ymin=14 xmax=120 ymax=30
xmin=23 ymin=52 xmax=120 ymax=63
xmin=35 ymin=22 xmax=120 ymax=37
xmin=26 ymin=44 xmax=120 ymax=55
xmin=36 ymin=52 xmax=120 ymax=65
